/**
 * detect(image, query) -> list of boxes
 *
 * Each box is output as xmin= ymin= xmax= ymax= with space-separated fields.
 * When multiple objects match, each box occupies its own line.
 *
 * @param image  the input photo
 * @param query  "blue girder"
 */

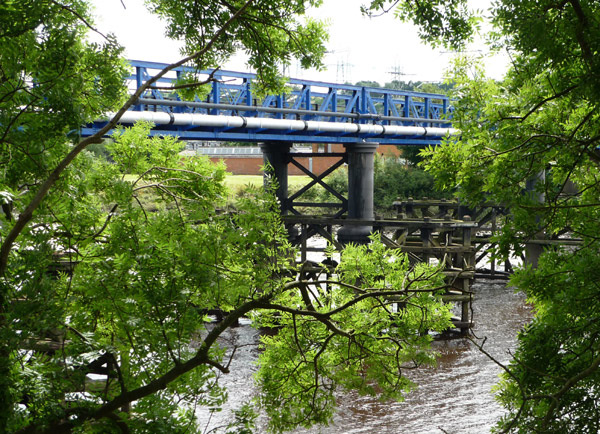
xmin=83 ymin=60 xmax=453 ymax=145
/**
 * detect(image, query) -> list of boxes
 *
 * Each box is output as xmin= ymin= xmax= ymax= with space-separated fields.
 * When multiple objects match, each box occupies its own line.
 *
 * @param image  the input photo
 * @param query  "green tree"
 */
xmin=384 ymin=80 xmax=453 ymax=94
xmin=0 ymin=1 xmax=466 ymax=432
xmin=374 ymin=155 xmax=450 ymax=209
xmin=353 ymin=80 xmax=382 ymax=88
xmin=0 ymin=0 xmax=326 ymax=430
xmin=399 ymin=145 xmax=426 ymax=167
xmin=1 ymin=122 xmax=453 ymax=432
xmin=415 ymin=0 xmax=600 ymax=431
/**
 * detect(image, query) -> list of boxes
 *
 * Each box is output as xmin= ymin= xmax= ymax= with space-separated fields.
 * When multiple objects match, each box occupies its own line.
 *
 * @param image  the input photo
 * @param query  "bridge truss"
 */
xmin=82 ymin=60 xmax=454 ymax=146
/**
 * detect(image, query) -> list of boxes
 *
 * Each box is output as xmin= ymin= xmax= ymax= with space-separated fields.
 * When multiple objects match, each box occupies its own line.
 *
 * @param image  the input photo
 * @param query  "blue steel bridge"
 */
xmin=82 ymin=61 xmax=488 ymax=334
xmin=83 ymin=60 xmax=455 ymax=146
xmin=83 ymin=60 xmax=461 ymax=252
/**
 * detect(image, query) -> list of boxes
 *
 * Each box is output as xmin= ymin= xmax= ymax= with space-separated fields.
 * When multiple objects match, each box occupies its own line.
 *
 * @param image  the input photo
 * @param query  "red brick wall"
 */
xmin=211 ymin=156 xmax=264 ymax=175
xmin=208 ymin=156 xmax=340 ymax=176
xmin=210 ymin=144 xmax=401 ymax=176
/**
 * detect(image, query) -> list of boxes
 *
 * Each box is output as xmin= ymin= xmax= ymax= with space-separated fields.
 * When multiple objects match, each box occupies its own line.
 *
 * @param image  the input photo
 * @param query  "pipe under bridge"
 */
xmin=83 ymin=59 xmax=457 ymax=245
xmin=83 ymin=59 xmax=455 ymax=145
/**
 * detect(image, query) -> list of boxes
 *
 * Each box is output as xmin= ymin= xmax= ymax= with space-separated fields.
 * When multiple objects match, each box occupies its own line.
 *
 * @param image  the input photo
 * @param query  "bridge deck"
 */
xmin=82 ymin=60 xmax=454 ymax=145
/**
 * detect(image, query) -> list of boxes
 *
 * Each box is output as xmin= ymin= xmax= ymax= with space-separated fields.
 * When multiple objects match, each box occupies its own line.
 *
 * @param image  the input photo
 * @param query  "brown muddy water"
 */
xmin=197 ymin=279 xmax=531 ymax=434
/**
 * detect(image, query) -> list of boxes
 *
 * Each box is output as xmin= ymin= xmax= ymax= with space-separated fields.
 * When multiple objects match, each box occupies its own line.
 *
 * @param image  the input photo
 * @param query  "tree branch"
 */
xmin=0 ymin=0 xmax=257 ymax=276
xmin=49 ymin=0 xmax=109 ymax=40
xmin=16 ymin=295 xmax=269 ymax=434
xmin=262 ymin=283 xmax=447 ymax=321
xmin=149 ymin=68 xmax=220 ymax=90
xmin=540 ymin=350 xmax=600 ymax=430
xmin=500 ymin=84 xmax=578 ymax=123
xmin=467 ymin=336 xmax=528 ymax=434
xmin=568 ymin=0 xmax=594 ymax=65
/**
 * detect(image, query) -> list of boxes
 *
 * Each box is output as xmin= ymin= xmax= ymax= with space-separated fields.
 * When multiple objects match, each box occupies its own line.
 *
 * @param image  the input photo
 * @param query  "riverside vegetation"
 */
xmin=4 ymin=0 xmax=600 ymax=432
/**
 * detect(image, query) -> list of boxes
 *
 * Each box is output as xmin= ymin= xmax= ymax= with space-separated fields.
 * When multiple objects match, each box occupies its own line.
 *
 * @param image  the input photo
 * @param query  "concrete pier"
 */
xmin=260 ymin=141 xmax=292 ymax=214
xmin=337 ymin=141 xmax=379 ymax=245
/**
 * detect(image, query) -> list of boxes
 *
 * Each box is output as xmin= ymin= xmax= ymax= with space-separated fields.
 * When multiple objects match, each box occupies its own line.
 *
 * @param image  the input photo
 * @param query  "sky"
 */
xmin=89 ymin=0 xmax=509 ymax=85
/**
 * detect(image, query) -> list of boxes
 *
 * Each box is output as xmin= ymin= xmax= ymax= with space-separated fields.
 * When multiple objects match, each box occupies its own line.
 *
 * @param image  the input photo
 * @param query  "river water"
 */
xmin=197 ymin=278 xmax=531 ymax=434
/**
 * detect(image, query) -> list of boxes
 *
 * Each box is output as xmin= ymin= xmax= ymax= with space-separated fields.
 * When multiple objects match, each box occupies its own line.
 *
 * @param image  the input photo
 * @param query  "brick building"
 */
xmin=187 ymin=143 xmax=402 ymax=175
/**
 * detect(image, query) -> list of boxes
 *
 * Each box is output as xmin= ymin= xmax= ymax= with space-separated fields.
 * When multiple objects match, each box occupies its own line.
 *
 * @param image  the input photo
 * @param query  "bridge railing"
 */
xmin=128 ymin=60 xmax=452 ymax=128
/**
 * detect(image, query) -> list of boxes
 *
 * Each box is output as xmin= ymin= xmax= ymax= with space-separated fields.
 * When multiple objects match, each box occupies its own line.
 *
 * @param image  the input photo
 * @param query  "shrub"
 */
xmin=374 ymin=156 xmax=451 ymax=210
xmin=315 ymin=155 xmax=449 ymax=212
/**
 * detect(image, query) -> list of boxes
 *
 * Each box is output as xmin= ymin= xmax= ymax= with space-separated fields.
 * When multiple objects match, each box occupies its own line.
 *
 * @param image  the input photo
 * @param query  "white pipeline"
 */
xmin=105 ymin=111 xmax=458 ymax=137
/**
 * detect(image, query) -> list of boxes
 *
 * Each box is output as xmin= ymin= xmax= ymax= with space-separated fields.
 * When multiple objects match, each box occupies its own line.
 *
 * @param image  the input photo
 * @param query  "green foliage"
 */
xmin=399 ymin=145 xmax=425 ymax=166
xmin=351 ymin=80 xmax=453 ymax=95
xmin=146 ymin=0 xmax=328 ymax=96
xmin=0 ymin=2 xmax=128 ymax=428
xmin=171 ymin=71 xmax=212 ymax=102
xmin=364 ymin=0 xmax=479 ymax=50
xmin=353 ymin=80 xmax=382 ymax=88
xmin=493 ymin=248 xmax=600 ymax=433
xmin=374 ymin=156 xmax=450 ymax=209
xmin=254 ymin=235 xmax=451 ymax=432
xmin=0 ymin=0 xmax=328 ymax=430
xmin=85 ymin=140 xmax=113 ymax=162
xmin=0 ymin=1 xmax=480 ymax=432
xmin=418 ymin=0 xmax=600 ymax=431
xmin=106 ymin=121 xmax=184 ymax=174
xmin=2 ymin=126 xmax=451 ymax=432
xmin=384 ymin=80 xmax=453 ymax=94
xmin=0 ymin=0 xmax=127 ymax=189
xmin=4 ymin=123 xmax=280 ymax=432
xmin=315 ymin=155 xmax=448 ymax=212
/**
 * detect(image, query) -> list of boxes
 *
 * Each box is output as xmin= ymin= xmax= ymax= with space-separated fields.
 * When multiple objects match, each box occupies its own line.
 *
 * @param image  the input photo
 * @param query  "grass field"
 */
xmin=123 ymin=173 xmax=311 ymax=197
xmin=224 ymin=174 xmax=310 ymax=193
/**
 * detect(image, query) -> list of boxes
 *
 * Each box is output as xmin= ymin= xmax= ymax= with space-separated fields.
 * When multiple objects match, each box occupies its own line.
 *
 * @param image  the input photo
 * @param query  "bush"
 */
xmin=373 ymin=156 xmax=451 ymax=209
xmin=315 ymin=155 xmax=450 ymax=213
xmin=85 ymin=139 xmax=113 ymax=162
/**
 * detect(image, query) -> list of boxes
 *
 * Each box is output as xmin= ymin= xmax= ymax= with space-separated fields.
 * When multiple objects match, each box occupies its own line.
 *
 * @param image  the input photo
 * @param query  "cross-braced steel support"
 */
xmin=261 ymin=140 xmax=379 ymax=245
xmin=287 ymin=151 xmax=347 ymax=217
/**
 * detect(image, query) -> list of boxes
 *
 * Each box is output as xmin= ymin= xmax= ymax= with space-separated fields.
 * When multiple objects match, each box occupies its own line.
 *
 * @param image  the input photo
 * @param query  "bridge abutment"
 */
xmin=337 ymin=141 xmax=379 ymax=245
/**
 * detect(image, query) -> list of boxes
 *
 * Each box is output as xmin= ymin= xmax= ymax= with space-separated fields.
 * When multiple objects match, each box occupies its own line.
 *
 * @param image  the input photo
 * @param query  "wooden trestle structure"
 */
xmin=285 ymin=212 xmax=477 ymax=335
xmin=282 ymin=198 xmax=523 ymax=336
xmin=260 ymin=139 xmax=516 ymax=336
xmin=393 ymin=198 xmax=514 ymax=280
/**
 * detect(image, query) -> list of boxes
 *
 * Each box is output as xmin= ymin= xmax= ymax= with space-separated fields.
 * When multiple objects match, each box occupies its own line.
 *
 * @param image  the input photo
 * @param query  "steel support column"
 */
xmin=337 ymin=141 xmax=379 ymax=245
xmin=260 ymin=141 xmax=292 ymax=214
